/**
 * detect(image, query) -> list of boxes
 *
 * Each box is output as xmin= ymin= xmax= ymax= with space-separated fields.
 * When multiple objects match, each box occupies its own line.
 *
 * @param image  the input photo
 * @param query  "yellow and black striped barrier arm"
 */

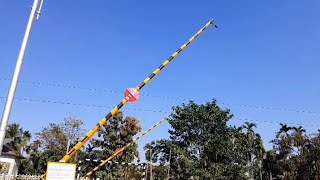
xmin=84 ymin=115 xmax=171 ymax=178
xmin=60 ymin=19 xmax=216 ymax=162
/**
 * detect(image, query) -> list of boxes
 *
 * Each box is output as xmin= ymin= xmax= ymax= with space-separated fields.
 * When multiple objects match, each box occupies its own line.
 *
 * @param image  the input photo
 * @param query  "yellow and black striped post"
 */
xmin=84 ymin=115 xmax=171 ymax=178
xmin=60 ymin=19 xmax=216 ymax=162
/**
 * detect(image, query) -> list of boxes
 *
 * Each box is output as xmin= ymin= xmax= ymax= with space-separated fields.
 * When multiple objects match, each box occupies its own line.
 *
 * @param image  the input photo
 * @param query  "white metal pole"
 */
xmin=166 ymin=149 xmax=171 ymax=180
xmin=66 ymin=139 xmax=71 ymax=153
xmin=0 ymin=0 xmax=41 ymax=154
xmin=149 ymin=149 xmax=152 ymax=180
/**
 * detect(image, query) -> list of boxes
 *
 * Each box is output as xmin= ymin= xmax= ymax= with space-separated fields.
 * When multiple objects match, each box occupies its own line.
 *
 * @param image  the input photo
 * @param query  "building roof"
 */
xmin=1 ymin=145 xmax=25 ymax=159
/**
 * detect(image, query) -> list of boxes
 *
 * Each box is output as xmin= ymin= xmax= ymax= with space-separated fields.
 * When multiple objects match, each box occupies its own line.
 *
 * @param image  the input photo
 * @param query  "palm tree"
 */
xmin=242 ymin=122 xmax=256 ymax=136
xmin=242 ymin=122 xmax=257 ymax=179
xmin=229 ymin=126 xmax=246 ymax=166
xmin=19 ymin=140 xmax=42 ymax=174
xmin=230 ymin=126 xmax=243 ymax=150
xmin=275 ymin=123 xmax=293 ymax=159
xmin=292 ymin=126 xmax=306 ymax=155
xmin=254 ymin=134 xmax=265 ymax=180
xmin=272 ymin=124 xmax=296 ymax=178
xmin=242 ymin=122 xmax=257 ymax=157
xmin=5 ymin=123 xmax=31 ymax=155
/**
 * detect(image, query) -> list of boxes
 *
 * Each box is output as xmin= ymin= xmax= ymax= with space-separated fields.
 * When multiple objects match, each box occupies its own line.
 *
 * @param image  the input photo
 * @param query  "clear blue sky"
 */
xmin=1 ymin=0 xmax=320 ymax=159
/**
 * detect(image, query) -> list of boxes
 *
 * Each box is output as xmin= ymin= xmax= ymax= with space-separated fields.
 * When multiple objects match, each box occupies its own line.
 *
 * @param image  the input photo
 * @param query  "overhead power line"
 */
xmin=0 ymin=96 xmax=318 ymax=128
xmin=0 ymin=96 xmax=169 ymax=114
xmin=234 ymin=118 xmax=320 ymax=128
xmin=0 ymin=78 xmax=120 ymax=94
xmin=1 ymin=78 xmax=319 ymax=115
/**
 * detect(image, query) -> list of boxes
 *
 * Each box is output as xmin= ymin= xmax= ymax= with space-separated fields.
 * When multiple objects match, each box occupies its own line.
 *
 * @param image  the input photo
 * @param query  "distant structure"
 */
xmin=0 ymin=145 xmax=24 ymax=175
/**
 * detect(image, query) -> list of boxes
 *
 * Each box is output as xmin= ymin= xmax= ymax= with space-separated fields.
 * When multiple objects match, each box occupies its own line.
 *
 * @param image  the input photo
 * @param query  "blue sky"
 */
xmin=1 ymin=0 xmax=320 ymax=159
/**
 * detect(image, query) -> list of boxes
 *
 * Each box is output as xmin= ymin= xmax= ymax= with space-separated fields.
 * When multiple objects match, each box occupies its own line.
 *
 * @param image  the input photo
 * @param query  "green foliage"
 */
xmin=145 ymin=99 xmax=254 ymax=179
xmin=5 ymin=123 xmax=31 ymax=155
xmin=8 ymin=100 xmax=320 ymax=179
xmin=81 ymin=112 xmax=142 ymax=179
xmin=18 ymin=116 xmax=86 ymax=175
xmin=266 ymin=124 xmax=320 ymax=179
xmin=152 ymin=165 xmax=168 ymax=180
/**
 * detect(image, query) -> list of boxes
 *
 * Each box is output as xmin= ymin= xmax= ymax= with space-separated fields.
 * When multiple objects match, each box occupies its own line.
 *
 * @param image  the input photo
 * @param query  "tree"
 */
xmin=36 ymin=123 xmax=67 ymax=151
xmin=266 ymin=124 xmax=319 ymax=179
xmin=63 ymin=116 xmax=86 ymax=147
xmin=270 ymin=123 xmax=296 ymax=179
xmin=145 ymin=99 xmax=252 ymax=179
xmin=292 ymin=126 xmax=306 ymax=155
xmin=254 ymin=134 xmax=265 ymax=180
xmin=239 ymin=122 xmax=266 ymax=180
xmin=5 ymin=123 xmax=31 ymax=155
xmin=272 ymin=123 xmax=293 ymax=159
xmin=36 ymin=116 xmax=86 ymax=151
xmin=303 ymin=131 xmax=320 ymax=179
xmin=81 ymin=111 xmax=142 ymax=179
xmin=262 ymin=150 xmax=281 ymax=180
xmin=19 ymin=140 xmax=42 ymax=174
xmin=19 ymin=116 xmax=86 ymax=175
xmin=2 ymin=123 xmax=31 ymax=174
xmin=242 ymin=122 xmax=257 ymax=179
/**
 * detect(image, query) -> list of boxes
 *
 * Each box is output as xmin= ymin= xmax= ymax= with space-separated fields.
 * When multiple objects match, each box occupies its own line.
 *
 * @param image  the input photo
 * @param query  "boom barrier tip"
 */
xmin=60 ymin=19 xmax=216 ymax=163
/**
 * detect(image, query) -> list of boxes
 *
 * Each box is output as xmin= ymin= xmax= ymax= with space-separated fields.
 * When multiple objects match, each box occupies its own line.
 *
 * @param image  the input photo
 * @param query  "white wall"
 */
xmin=0 ymin=155 xmax=20 ymax=175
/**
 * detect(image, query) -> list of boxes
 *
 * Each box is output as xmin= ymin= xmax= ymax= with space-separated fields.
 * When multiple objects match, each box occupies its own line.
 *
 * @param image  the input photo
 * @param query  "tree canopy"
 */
xmin=145 ymin=99 xmax=259 ymax=179
xmin=18 ymin=116 xmax=86 ymax=175
xmin=144 ymin=99 xmax=320 ymax=180
xmin=3 ymin=99 xmax=320 ymax=180
xmin=80 ymin=111 xmax=143 ymax=179
xmin=5 ymin=123 xmax=31 ymax=155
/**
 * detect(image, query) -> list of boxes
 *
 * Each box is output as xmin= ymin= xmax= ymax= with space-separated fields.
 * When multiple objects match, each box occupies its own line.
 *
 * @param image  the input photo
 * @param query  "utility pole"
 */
xmin=145 ymin=160 xmax=149 ymax=179
xmin=0 ymin=0 xmax=44 ymax=154
xmin=167 ymin=149 xmax=171 ymax=180
xmin=149 ymin=149 xmax=153 ymax=180
xmin=66 ymin=139 xmax=71 ymax=153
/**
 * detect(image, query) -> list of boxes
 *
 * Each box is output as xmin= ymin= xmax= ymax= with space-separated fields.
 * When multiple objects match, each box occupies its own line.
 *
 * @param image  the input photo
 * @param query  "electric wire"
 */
xmin=0 ymin=96 xmax=318 ymax=128
xmin=1 ymin=77 xmax=319 ymax=115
